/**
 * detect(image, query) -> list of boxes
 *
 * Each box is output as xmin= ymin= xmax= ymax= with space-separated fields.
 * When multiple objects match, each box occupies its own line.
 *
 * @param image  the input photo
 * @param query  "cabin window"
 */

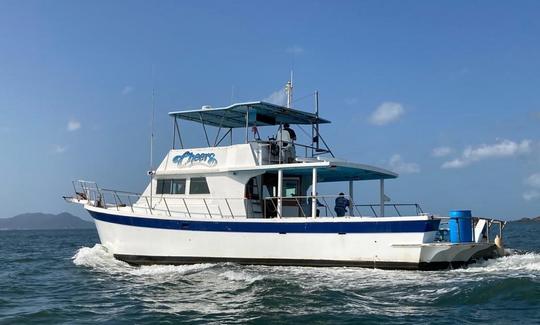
xmin=156 ymin=179 xmax=171 ymax=194
xmin=171 ymin=179 xmax=186 ymax=194
xmin=283 ymin=178 xmax=299 ymax=197
xmin=189 ymin=177 xmax=210 ymax=194
xmin=156 ymin=179 xmax=186 ymax=194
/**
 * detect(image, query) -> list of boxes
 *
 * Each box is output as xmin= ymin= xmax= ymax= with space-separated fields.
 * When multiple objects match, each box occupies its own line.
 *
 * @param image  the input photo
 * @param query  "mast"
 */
xmin=149 ymin=67 xmax=156 ymax=207
xmin=285 ymin=71 xmax=293 ymax=108
xmin=315 ymin=91 xmax=320 ymax=152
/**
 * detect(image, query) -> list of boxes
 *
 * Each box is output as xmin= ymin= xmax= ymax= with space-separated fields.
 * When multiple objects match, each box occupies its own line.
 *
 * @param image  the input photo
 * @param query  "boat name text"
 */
xmin=173 ymin=151 xmax=218 ymax=167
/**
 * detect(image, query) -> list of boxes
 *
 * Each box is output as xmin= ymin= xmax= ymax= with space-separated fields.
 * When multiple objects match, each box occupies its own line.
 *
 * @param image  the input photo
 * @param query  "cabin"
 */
xmin=134 ymin=101 xmax=398 ymax=219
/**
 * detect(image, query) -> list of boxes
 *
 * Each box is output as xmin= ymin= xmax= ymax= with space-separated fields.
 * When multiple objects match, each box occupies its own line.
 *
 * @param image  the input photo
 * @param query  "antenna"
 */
xmin=312 ymin=90 xmax=320 ymax=155
xmin=149 ymin=65 xmax=156 ymax=207
xmin=286 ymin=70 xmax=293 ymax=108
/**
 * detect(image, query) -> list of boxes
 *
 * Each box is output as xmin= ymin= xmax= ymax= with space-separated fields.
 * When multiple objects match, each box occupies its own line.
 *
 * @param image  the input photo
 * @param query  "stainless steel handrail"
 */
xmin=262 ymin=194 xmax=351 ymax=218
xmin=434 ymin=216 xmax=507 ymax=244
xmin=73 ymin=180 xmax=247 ymax=219
xmin=354 ymin=203 xmax=424 ymax=217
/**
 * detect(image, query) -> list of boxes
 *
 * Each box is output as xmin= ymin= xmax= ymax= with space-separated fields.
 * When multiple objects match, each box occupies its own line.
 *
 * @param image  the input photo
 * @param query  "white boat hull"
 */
xmin=87 ymin=206 xmax=497 ymax=270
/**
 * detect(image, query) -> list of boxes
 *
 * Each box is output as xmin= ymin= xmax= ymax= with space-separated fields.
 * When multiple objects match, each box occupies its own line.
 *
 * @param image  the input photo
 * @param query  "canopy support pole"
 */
xmin=277 ymin=169 xmax=283 ymax=218
xmin=215 ymin=128 xmax=232 ymax=146
xmin=174 ymin=117 xmax=184 ymax=149
xmin=213 ymin=110 xmax=228 ymax=146
xmin=349 ymin=180 xmax=354 ymax=216
xmin=245 ymin=108 xmax=249 ymax=144
xmin=172 ymin=117 xmax=176 ymax=149
xmin=199 ymin=113 xmax=210 ymax=147
xmin=379 ymin=179 xmax=385 ymax=217
xmin=311 ymin=168 xmax=317 ymax=218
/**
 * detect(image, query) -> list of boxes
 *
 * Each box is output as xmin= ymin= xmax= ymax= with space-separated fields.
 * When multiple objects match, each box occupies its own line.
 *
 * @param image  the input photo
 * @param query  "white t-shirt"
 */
xmin=278 ymin=128 xmax=292 ymax=143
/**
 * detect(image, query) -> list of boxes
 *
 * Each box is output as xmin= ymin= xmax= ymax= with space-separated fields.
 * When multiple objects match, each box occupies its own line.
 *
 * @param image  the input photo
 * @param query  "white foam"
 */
xmin=72 ymin=244 xmax=128 ymax=273
xmin=130 ymin=263 xmax=214 ymax=276
xmin=72 ymin=244 xmax=539 ymax=291
xmin=473 ymin=252 xmax=540 ymax=272
xmin=220 ymin=270 xmax=264 ymax=283
xmin=72 ymin=244 xmax=216 ymax=278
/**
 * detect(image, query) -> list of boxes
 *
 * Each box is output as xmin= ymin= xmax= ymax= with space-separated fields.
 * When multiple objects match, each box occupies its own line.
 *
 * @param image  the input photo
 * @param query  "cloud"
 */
xmin=121 ymin=86 xmax=134 ymax=95
xmin=432 ymin=146 xmax=453 ymax=157
xmin=369 ymin=102 xmax=404 ymax=125
xmin=286 ymin=45 xmax=304 ymax=55
xmin=523 ymin=190 xmax=540 ymax=201
xmin=264 ymin=88 xmax=287 ymax=106
xmin=441 ymin=139 xmax=531 ymax=169
xmin=389 ymin=154 xmax=420 ymax=174
xmin=525 ymin=173 xmax=540 ymax=188
xmin=67 ymin=120 xmax=81 ymax=131
xmin=53 ymin=145 xmax=67 ymax=154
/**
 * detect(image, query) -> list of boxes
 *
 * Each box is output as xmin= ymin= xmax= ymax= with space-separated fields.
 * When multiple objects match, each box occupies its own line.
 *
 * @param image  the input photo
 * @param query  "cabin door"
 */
xmin=282 ymin=177 xmax=302 ymax=217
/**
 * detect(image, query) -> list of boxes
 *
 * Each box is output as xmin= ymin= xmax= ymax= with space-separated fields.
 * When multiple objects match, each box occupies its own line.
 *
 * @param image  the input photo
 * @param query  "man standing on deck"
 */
xmin=278 ymin=123 xmax=297 ymax=163
xmin=334 ymin=193 xmax=350 ymax=217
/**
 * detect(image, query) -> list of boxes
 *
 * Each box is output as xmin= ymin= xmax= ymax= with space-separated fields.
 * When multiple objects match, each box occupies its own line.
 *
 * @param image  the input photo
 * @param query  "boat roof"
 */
xmin=255 ymin=159 xmax=398 ymax=182
xmin=157 ymin=157 xmax=398 ymax=181
xmin=169 ymin=101 xmax=331 ymax=128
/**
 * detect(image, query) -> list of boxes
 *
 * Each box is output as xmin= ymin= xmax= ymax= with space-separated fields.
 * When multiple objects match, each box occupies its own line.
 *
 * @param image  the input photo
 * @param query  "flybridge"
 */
xmin=168 ymin=100 xmax=335 ymax=158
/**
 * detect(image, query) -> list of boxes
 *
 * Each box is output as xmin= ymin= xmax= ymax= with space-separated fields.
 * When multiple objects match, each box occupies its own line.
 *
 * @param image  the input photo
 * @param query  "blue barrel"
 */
xmin=449 ymin=210 xmax=473 ymax=243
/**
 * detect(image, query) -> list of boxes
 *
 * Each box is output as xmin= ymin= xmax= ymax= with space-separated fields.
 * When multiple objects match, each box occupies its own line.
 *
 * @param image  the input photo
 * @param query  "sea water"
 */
xmin=0 ymin=223 xmax=539 ymax=324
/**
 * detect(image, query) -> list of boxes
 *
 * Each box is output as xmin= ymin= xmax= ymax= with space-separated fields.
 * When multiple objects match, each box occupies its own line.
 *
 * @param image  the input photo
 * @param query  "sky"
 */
xmin=1 ymin=0 xmax=539 ymax=220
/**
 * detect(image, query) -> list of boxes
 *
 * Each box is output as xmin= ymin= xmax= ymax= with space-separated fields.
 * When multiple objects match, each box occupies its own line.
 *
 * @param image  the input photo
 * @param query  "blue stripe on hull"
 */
xmin=88 ymin=210 xmax=440 ymax=234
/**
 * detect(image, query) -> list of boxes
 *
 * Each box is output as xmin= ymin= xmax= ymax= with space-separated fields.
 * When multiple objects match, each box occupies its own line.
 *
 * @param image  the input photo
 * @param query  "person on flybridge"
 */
xmin=277 ymin=123 xmax=297 ymax=163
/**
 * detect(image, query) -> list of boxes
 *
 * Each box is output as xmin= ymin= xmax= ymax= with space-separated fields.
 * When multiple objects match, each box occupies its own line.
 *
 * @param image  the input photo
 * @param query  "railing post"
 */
xmin=394 ymin=204 xmax=400 ymax=216
xmin=203 ymin=198 xmax=212 ymax=218
xmin=101 ymin=193 xmax=106 ymax=209
xmin=127 ymin=196 xmax=134 ymax=213
xmin=370 ymin=205 xmax=377 ymax=217
xmin=115 ymin=193 xmax=123 ymax=206
xmin=295 ymin=197 xmax=306 ymax=218
xmin=321 ymin=197 xmax=334 ymax=217
xmin=182 ymin=198 xmax=191 ymax=218
xmin=163 ymin=197 xmax=171 ymax=217
xmin=144 ymin=197 xmax=153 ymax=215
xmin=112 ymin=193 xmax=119 ymax=211
xmin=225 ymin=198 xmax=235 ymax=218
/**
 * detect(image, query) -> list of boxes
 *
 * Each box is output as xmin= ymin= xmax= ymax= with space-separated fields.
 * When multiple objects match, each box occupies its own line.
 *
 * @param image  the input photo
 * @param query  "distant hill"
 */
xmin=0 ymin=212 xmax=94 ymax=230
xmin=514 ymin=216 xmax=540 ymax=223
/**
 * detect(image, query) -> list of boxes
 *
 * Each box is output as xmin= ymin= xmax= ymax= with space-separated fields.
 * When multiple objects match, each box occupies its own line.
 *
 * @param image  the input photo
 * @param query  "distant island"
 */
xmin=514 ymin=216 xmax=540 ymax=223
xmin=0 ymin=212 xmax=95 ymax=230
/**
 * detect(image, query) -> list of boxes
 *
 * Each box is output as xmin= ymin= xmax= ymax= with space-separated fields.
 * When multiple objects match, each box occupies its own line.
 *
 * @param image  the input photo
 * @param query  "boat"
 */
xmin=64 ymin=83 xmax=507 ymax=270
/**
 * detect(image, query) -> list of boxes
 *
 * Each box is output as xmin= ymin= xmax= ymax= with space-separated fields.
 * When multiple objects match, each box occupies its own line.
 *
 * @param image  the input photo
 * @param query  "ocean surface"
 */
xmin=1 ymin=223 xmax=539 ymax=324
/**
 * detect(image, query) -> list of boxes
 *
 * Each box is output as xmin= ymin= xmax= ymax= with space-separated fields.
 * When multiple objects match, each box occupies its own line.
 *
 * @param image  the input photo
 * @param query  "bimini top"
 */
xmin=250 ymin=159 xmax=399 ymax=182
xmin=169 ymin=101 xmax=331 ymax=128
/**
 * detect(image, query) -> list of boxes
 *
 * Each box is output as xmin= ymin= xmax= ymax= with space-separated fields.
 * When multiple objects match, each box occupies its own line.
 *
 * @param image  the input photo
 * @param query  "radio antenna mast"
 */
xmin=286 ymin=70 xmax=293 ymax=108
xmin=149 ymin=65 xmax=156 ymax=207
